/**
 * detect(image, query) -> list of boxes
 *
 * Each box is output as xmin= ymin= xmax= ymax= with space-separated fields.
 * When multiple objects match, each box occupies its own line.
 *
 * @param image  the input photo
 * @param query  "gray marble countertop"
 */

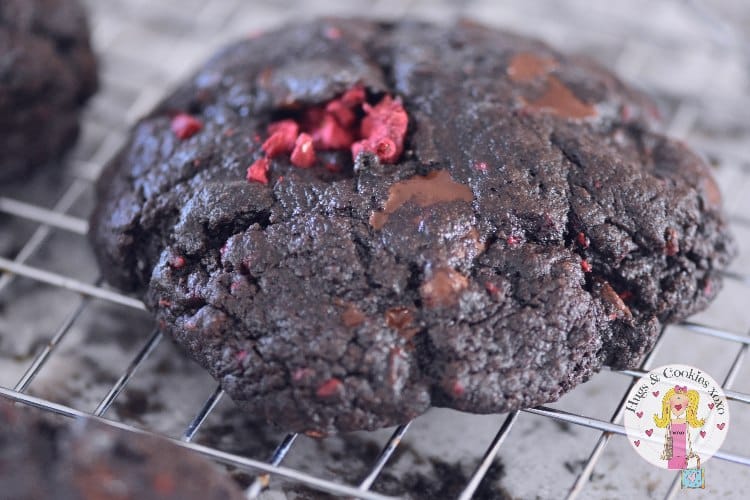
xmin=1 ymin=1 xmax=749 ymax=498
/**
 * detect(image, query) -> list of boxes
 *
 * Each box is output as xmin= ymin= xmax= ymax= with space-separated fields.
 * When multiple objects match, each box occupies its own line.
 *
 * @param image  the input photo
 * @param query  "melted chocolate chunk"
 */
xmin=508 ymin=52 xmax=557 ymax=82
xmin=385 ymin=306 xmax=418 ymax=338
xmin=341 ymin=304 xmax=367 ymax=327
xmin=507 ymin=51 xmax=595 ymax=119
xmin=420 ymin=268 xmax=469 ymax=307
xmin=524 ymin=77 xmax=597 ymax=119
xmin=370 ymin=170 xmax=474 ymax=230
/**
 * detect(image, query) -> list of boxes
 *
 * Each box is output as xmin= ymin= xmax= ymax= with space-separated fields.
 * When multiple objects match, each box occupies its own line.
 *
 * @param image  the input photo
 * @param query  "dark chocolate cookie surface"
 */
xmin=90 ymin=19 xmax=734 ymax=433
xmin=0 ymin=400 xmax=243 ymax=499
xmin=0 ymin=0 xmax=97 ymax=179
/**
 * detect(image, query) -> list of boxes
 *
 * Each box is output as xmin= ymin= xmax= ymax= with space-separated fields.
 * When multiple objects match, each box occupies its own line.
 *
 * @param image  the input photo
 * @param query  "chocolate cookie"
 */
xmin=0 ymin=0 xmax=97 ymax=179
xmin=0 ymin=400 xmax=243 ymax=499
xmin=89 ymin=19 xmax=734 ymax=433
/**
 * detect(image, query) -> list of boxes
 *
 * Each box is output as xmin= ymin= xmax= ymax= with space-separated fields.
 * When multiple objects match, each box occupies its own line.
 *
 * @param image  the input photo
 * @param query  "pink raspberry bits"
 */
xmin=262 ymin=119 xmax=299 ymax=157
xmin=246 ymin=158 xmax=270 ymax=185
xmin=171 ymin=113 xmax=202 ymax=140
xmin=290 ymin=133 xmax=316 ymax=168
xmin=351 ymin=96 xmax=408 ymax=164
xmin=316 ymin=378 xmax=343 ymax=398
xmin=246 ymin=86 xmax=409 ymax=184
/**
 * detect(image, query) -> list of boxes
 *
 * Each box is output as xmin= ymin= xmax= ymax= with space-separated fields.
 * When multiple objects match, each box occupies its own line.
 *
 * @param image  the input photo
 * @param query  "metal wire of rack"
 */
xmin=1 ymin=0 xmax=749 ymax=498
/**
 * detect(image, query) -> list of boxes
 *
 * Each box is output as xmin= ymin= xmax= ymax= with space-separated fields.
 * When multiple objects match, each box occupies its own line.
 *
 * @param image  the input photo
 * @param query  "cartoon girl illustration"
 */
xmin=654 ymin=385 xmax=705 ymax=469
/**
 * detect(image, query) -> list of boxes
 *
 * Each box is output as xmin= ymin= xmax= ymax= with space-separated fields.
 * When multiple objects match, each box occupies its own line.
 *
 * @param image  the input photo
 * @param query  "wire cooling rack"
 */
xmin=1 ymin=0 xmax=750 ymax=498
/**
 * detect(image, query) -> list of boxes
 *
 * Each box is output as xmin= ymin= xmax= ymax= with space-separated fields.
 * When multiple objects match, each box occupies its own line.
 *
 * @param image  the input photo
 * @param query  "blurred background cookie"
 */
xmin=0 ymin=0 xmax=97 ymax=180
